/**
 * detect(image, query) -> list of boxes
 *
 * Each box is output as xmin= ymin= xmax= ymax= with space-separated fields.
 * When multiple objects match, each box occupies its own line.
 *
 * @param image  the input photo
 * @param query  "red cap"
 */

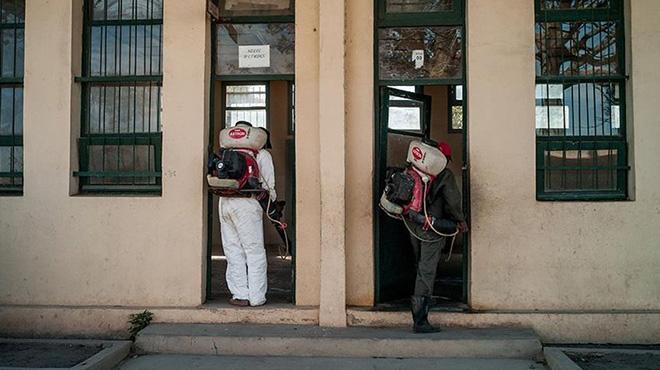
xmin=438 ymin=142 xmax=452 ymax=159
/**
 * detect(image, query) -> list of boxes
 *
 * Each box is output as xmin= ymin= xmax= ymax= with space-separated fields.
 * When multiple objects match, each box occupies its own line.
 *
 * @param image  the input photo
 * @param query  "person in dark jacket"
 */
xmin=407 ymin=142 xmax=468 ymax=333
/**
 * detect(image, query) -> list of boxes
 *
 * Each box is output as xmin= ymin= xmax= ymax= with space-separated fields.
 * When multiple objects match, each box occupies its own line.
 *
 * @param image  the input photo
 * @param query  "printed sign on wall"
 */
xmin=238 ymin=45 xmax=271 ymax=68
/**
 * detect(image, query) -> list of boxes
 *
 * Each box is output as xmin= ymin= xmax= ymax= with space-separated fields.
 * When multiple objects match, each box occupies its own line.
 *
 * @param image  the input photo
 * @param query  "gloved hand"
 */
xmin=407 ymin=211 xmax=428 ymax=226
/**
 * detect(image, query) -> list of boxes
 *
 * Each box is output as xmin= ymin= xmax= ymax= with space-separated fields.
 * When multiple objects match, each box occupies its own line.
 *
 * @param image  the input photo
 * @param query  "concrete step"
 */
xmin=135 ymin=324 xmax=542 ymax=359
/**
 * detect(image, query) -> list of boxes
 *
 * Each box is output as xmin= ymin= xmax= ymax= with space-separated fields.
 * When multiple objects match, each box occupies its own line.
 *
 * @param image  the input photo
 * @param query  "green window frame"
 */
xmin=535 ymin=0 xmax=628 ymax=201
xmin=221 ymin=81 xmax=270 ymax=129
xmin=0 ymin=0 xmax=24 ymax=195
xmin=377 ymin=0 xmax=464 ymax=27
xmin=212 ymin=0 xmax=294 ymax=23
xmin=75 ymin=0 xmax=163 ymax=194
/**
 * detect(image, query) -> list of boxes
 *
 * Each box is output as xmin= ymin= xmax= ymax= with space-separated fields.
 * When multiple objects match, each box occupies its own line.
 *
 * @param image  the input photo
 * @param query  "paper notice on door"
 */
xmin=238 ymin=45 xmax=271 ymax=69
xmin=412 ymin=50 xmax=424 ymax=69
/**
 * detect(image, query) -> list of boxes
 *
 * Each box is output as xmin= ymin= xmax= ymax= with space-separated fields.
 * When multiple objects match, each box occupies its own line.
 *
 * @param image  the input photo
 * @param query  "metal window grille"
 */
xmin=222 ymin=82 xmax=268 ymax=129
xmin=535 ymin=0 xmax=628 ymax=200
xmin=0 ymin=0 xmax=24 ymax=195
xmin=76 ymin=0 xmax=163 ymax=193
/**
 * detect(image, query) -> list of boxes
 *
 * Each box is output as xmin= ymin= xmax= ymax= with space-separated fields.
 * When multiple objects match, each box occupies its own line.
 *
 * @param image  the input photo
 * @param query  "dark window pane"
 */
xmin=86 ymin=84 xmax=161 ymax=134
xmin=535 ymin=82 xmax=621 ymax=137
xmin=536 ymin=22 xmax=618 ymax=77
xmin=216 ymin=23 xmax=295 ymax=76
xmin=92 ymin=0 xmax=163 ymax=21
xmin=540 ymin=0 xmax=610 ymax=10
xmin=0 ymin=87 xmax=20 ymax=134
xmin=1 ymin=28 xmax=23 ymax=78
xmin=219 ymin=0 xmax=293 ymax=17
xmin=1 ymin=0 xmax=25 ymax=24
xmin=543 ymin=147 xmax=618 ymax=192
xmin=90 ymin=25 xmax=162 ymax=76
xmin=87 ymin=144 xmax=157 ymax=185
xmin=379 ymin=26 xmax=463 ymax=80
xmin=385 ymin=0 xmax=452 ymax=13
xmin=0 ymin=145 xmax=21 ymax=186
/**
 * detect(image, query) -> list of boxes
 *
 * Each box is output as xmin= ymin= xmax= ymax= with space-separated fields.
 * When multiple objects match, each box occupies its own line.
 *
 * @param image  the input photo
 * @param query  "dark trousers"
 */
xmin=409 ymin=225 xmax=446 ymax=296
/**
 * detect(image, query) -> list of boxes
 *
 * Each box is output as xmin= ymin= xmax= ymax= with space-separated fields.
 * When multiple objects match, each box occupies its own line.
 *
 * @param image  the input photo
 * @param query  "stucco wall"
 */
xmin=467 ymin=0 xmax=660 ymax=310
xmin=345 ymin=0 xmax=375 ymax=306
xmin=294 ymin=0 xmax=322 ymax=306
xmin=0 ymin=0 xmax=209 ymax=307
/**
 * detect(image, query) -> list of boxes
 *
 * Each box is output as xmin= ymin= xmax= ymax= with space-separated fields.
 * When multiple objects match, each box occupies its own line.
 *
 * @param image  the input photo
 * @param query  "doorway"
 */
xmin=373 ymin=0 xmax=468 ymax=311
xmin=375 ymin=84 xmax=469 ymax=309
xmin=205 ymin=9 xmax=296 ymax=304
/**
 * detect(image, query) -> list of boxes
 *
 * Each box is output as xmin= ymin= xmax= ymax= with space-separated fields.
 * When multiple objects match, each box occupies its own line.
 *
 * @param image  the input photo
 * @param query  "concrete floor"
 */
xmin=210 ymin=244 xmax=293 ymax=304
xmin=118 ymin=355 xmax=548 ymax=370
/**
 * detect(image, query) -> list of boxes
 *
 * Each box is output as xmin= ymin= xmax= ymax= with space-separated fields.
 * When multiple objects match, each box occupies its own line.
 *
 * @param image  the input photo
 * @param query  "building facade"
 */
xmin=1 ymin=0 xmax=659 ymax=343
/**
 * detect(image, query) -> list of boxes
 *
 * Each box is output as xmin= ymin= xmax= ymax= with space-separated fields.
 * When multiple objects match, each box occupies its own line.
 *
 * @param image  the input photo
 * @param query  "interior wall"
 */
xmin=425 ymin=85 xmax=464 ymax=190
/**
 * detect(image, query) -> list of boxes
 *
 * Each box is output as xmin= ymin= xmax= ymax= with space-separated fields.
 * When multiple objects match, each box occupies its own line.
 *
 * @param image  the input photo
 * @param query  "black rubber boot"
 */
xmin=411 ymin=296 xmax=440 ymax=334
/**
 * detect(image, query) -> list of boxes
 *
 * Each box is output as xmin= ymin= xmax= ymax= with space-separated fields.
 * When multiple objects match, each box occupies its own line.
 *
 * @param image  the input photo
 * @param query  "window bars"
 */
xmin=76 ymin=0 xmax=163 ymax=193
xmin=223 ymin=83 xmax=269 ymax=129
xmin=535 ymin=0 xmax=628 ymax=200
xmin=0 ymin=0 xmax=24 ymax=195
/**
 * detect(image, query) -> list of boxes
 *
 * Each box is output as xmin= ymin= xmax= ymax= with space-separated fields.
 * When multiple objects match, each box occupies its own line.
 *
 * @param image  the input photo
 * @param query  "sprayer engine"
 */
xmin=207 ymin=125 xmax=267 ymax=196
xmin=379 ymin=140 xmax=447 ymax=216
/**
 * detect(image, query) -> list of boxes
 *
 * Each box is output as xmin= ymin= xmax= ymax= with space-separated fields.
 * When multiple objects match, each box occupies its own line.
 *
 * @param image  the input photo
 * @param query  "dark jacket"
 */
xmin=425 ymin=168 xmax=464 ymax=223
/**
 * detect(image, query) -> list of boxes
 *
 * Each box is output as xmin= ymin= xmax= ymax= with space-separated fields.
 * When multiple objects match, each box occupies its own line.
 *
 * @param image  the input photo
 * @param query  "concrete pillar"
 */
xmin=294 ymin=0 xmax=322 ymax=306
xmin=318 ymin=0 xmax=347 ymax=327
xmin=23 ymin=0 xmax=82 ymax=198
xmin=161 ymin=0 xmax=210 ymax=302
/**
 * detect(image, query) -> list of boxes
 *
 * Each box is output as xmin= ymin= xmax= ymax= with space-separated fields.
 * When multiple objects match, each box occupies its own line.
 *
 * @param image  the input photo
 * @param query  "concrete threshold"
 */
xmin=347 ymin=308 xmax=660 ymax=344
xmin=134 ymin=323 xmax=542 ymax=359
xmin=0 ymin=304 xmax=319 ymax=339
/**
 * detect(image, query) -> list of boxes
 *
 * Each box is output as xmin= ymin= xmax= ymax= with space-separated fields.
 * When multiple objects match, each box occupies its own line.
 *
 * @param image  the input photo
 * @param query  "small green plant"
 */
xmin=128 ymin=310 xmax=154 ymax=341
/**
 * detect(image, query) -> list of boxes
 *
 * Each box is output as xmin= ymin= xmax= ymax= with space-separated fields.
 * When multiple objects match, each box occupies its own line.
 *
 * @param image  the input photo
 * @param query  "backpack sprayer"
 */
xmin=379 ymin=140 xmax=459 ymax=261
xmin=207 ymin=125 xmax=292 ymax=259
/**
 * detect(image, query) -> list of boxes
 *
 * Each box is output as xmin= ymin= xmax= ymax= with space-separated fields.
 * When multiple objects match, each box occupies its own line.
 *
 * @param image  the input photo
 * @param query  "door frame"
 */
xmin=372 ymin=0 xmax=470 ymax=307
xmin=205 ymin=20 xmax=297 ymax=302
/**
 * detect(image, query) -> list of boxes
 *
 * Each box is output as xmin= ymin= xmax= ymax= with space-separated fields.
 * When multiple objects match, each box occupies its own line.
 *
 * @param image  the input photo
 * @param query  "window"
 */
xmin=223 ymin=83 xmax=268 ymax=129
xmin=76 ymin=0 xmax=163 ymax=193
xmin=218 ymin=0 xmax=294 ymax=18
xmin=378 ymin=0 xmax=463 ymax=26
xmin=448 ymin=85 xmax=463 ymax=132
xmin=0 ymin=0 xmax=24 ymax=195
xmin=378 ymin=26 xmax=463 ymax=81
xmin=535 ymin=0 xmax=627 ymax=200
xmin=386 ymin=86 xmax=424 ymax=133
xmin=215 ymin=23 xmax=294 ymax=76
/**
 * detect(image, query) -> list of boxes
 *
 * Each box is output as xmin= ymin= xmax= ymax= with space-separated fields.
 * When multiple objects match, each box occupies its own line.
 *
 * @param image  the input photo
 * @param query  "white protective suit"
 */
xmin=219 ymin=149 xmax=276 ymax=306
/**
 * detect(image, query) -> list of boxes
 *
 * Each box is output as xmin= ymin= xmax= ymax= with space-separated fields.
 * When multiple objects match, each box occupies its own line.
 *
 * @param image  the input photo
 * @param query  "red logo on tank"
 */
xmin=229 ymin=128 xmax=247 ymax=139
xmin=412 ymin=147 xmax=423 ymax=161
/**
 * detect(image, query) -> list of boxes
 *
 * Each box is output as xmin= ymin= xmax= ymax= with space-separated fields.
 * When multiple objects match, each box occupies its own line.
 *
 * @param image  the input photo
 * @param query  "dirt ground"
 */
xmin=0 ymin=342 xmax=103 ymax=368
xmin=567 ymin=351 xmax=660 ymax=370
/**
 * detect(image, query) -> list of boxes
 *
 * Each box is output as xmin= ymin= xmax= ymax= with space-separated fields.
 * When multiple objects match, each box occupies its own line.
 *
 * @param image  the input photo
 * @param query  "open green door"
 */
xmin=375 ymin=87 xmax=431 ymax=304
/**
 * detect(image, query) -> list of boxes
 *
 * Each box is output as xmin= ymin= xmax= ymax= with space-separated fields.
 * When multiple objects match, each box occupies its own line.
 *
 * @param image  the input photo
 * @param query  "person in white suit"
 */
xmin=219 ymin=121 xmax=276 ymax=307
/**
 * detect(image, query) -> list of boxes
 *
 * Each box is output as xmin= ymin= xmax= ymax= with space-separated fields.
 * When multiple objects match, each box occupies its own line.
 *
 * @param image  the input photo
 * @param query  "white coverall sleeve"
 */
xmin=257 ymin=149 xmax=277 ymax=201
